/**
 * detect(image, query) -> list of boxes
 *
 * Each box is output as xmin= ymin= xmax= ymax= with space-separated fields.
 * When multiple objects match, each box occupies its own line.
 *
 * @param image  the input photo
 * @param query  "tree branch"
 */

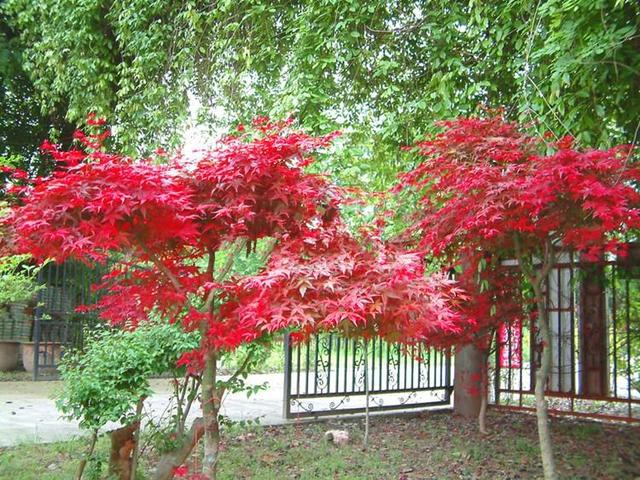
xmin=137 ymin=243 xmax=184 ymax=294
xmin=219 ymin=349 xmax=256 ymax=399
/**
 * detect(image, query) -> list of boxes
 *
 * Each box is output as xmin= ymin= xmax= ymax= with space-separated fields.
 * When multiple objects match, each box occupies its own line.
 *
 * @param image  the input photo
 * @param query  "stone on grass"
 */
xmin=324 ymin=429 xmax=349 ymax=446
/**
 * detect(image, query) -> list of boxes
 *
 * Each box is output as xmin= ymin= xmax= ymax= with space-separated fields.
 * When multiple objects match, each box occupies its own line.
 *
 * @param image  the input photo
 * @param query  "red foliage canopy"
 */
xmin=225 ymin=225 xmax=469 ymax=347
xmin=3 ymin=117 xmax=471 ymax=365
xmin=395 ymin=115 xmax=640 ymax=344
xmin=397 ymin=115 xmax=640 ymax=261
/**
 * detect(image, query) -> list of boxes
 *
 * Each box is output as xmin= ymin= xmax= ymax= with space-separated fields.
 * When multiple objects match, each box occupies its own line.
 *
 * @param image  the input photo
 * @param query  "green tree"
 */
xmin=5 ymin=1 xmax=639 ymax=182
xmin=1 ymin=15 xmax=73 ymax=175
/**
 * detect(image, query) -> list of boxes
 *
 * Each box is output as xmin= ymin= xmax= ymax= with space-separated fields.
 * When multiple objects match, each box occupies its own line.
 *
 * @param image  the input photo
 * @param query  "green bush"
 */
xmin=56 ymin=320 xmax=199 ymax=431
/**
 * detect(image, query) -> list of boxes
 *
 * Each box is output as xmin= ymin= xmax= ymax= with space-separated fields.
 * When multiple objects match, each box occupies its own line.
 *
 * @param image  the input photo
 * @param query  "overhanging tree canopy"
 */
xmin=5 ymin=0 xmax=638 ymax=185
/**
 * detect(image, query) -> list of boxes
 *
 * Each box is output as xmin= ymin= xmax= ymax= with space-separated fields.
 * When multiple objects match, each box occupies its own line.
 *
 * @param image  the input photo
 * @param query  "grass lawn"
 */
xmin=0 ymin=410 xmax=638 ymax=479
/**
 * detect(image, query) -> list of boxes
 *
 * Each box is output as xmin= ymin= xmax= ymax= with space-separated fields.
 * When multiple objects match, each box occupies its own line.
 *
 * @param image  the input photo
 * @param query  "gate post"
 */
xmin=282 ymin=333 xmax=292 ymax=419
xmin=453 ymin=344 xmax=483 ymax=419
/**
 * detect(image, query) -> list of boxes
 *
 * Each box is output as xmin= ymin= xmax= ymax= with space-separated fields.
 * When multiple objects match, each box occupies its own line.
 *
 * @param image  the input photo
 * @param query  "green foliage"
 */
xmin=56 ymin=320 xmax=199 ymax=431
xmin=220 ymin=339 xmax=285 ymax=374
xmin=5 ymin=0 xmax=638 ymax=172
xmin=0 ymin=254 xmax=42 ymax=305
xmin=0 ymin=15 xmax=70 ymax=172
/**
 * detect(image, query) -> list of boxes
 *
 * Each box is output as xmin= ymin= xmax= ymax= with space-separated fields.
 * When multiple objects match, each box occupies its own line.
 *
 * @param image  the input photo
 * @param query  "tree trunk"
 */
xmin=202 ymin=350 xmax=221 ymax=479
xmin=75 ymin=430 xmax=98 ymax=480
xmin=130 ymin=397 xmax=145 ymax=479
xmin=478 ymin=348 xmax=489 ymax=435
xmin=363 ymin=339 xmax=370 ymax=449
xmin=152 ymin=418 xmax=204 ymax=480
xmin=533 ymin=288 xmax=558 ymax=480
xmin=109 ymin=422 xmax=139 ymax=480
xmin=453 ymin=344 xmax=483 ymax=418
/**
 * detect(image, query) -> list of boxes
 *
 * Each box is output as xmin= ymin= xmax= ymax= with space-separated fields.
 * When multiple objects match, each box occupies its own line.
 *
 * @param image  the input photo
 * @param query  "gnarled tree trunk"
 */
xmin=109 ymin=422 xmax=139 ymax=480
xmin=152 ymin=418 xmax=204 ymax=480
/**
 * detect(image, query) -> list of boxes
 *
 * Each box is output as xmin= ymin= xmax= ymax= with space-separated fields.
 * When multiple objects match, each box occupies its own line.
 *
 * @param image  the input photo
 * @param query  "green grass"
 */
xmin=1 ymin=411 xmax=639 ymax=479
xmin=0 ymin=437 xmax=104 ymax=480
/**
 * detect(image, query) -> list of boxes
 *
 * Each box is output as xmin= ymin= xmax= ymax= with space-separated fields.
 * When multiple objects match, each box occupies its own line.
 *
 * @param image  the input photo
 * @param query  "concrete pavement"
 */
xmin=0 ymin=373 xmax=285 ymax=447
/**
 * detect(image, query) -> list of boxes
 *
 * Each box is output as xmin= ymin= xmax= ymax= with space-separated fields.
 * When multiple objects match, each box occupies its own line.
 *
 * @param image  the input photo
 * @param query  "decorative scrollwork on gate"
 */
xmin=386 ymin=343 xmax=401 ymax=389
xmin=290 ymin=398 xmax=314 ymax=413
xmin=353 ymin=340 xmax=366 ymax=390
xmin=315 ymin=335 xmax=332 ymax=393
xmin=284 ymin=333 xmax=454 ymax=418
xmin=329 ymin=396 xmax=350 ymax=411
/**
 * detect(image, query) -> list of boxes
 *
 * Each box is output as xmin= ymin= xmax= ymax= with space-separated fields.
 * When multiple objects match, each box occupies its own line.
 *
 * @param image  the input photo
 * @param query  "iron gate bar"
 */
xmin=32 ymin=261 xmax=104 ymax=379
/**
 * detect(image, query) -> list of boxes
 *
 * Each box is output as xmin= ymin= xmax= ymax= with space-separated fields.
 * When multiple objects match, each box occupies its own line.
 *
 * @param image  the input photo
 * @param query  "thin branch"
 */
xmin=137 ymin=243 xmax=184 ymax=293
xmin=181 ymin=376 xmax=200 ymax=431
xmin=220 ymin=349 xmax=256 ymax=399
xmin=214 ymin=239 xmax=248 ymax=282
xmin=365 ymin=18 xmax=425 ymax=36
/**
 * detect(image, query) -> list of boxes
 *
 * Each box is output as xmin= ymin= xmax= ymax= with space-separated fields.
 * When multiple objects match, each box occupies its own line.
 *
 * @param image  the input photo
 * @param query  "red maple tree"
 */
xmin=395 ymin=114 xmax=640 ymax=479
xmin=4 ymin=118 xmax=344 ymax=478
xmin=4 ymin=117 xmax=472 ymax=478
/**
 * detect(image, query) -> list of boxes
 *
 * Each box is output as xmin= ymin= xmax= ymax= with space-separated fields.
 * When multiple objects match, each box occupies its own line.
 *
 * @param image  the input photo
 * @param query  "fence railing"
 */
xmin=283 ymin=333 xmax=453 ymax=418
xmin=32 ymin=261 xmax=103 ymax=379
xmin=493 ymin=251 xmax=640 ymax=422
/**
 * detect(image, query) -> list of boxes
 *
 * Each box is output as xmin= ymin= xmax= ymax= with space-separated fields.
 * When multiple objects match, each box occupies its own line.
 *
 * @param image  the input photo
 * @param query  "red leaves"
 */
xmin=3 ymin=118 xmax=350 ymax=372
xmin=398 ymin=115 xmax=640 ymax=261
xmin=394 ymin=114 xmax=640 ymax=348
xmin=227 ymin=226 xmax=469 ymax=347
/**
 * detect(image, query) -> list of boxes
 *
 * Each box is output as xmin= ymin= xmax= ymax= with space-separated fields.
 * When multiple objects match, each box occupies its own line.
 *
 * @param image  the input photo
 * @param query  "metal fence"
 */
xmin=31 ymin=261 xmax=103 ymax=379
xmin=283 ymin=333 xmax=453 ymax=418
xmin=493 ymin=250 xmax=640 ymax=422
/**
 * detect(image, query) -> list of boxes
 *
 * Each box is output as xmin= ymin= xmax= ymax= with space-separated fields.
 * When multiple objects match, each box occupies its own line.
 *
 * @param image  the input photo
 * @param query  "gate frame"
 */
xmin=492 ymin=248 xmax=640 ymax=423
xmin=283 ymin=333 xmax=453 ymax=419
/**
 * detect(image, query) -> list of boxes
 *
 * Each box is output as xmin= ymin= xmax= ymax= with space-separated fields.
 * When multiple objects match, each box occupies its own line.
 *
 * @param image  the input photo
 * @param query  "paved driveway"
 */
xmin=0 ymin=373 xmax=285 ymax=447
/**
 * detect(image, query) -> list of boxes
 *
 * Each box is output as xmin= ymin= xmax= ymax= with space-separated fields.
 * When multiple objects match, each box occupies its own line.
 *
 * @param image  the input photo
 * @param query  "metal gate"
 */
xmin=283 ymin=333 xmax=453 ymax=418
xmin=32 ymin=261 xmax=103 ymax=379
xmin=493 ymin=249 xmax=640 ymax=422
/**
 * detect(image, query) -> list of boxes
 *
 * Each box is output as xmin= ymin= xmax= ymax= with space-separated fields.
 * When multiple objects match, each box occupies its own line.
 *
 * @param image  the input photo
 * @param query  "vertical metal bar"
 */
xmin=403 ymin=344 xmax=408 ymax=389
xmin=313 ymin=335 xmax=320 ymax=395
xmin=494 ymin=336 xmax=501 ymax=405
xmin=352 ymin=339 xmax=358 ymax=391
xmin=439 ymin=348 xmax=444 ymax=388
xmin=445 ymin=348 xmax=452 ymax=402
xmin=32 ymin=266 xmax=46 ymax=381
xmin=519 ymin=323 xmax=524 ymax=406
xmin=378 ymin=338 xmax=383 ymax=389
xmin=296 ymin=338 xmax=301 ymax=396
xmin=305 ymin=338 xmax=310 ymax=395
xmin=326 ymin=334 xmax=332 ymax=393
xmin=396 ymin=344 xmax=401 ymax=389
xmin=411 ymin=344 xmax=416 ymax=390
xmin=433 ymin=347 xmax=439 ymax=387
xmin=335 ymin=333 xmax=341 ymax=392
xmin=371 ymin=337 xmax=375 ymax=391
xmin=343 ymin=337 xmax=348 ymax=392
xmin=282 ymin=333 xmax=292 ymax=419
xmin=569 ymin=255 xmax=576 ymax=397
xmin=557 ymin=265 xmax=562 ymax=392
xmin=612 ymin=264 xmax=618 ymax=396
xmin=625 ymin=277 xmax=632 ymax=418
xmin=426 ymin=346 xmax=431 ymax=387
xmin=46 ymin=261 xmax=53 ymax=310
xmin=386 ymin=342 xmax=391 ymax=390
xmin=508 ymin=317 xmax=513 ymax=392
xmin=417 ymin=344 xmax=422 ymax=388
